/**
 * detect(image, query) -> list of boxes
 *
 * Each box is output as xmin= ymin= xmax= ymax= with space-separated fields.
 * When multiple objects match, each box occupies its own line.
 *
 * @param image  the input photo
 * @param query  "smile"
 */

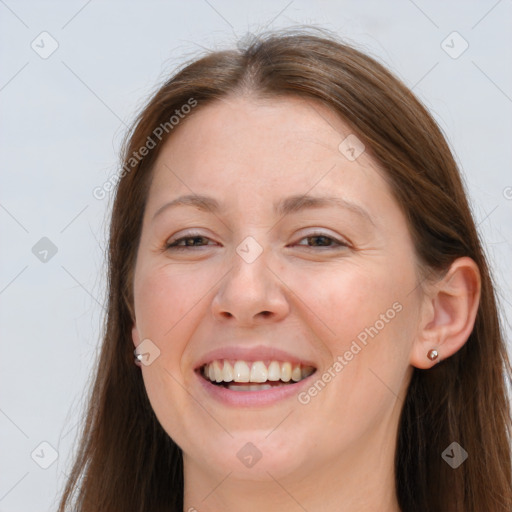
xmin=200 ymin=359 xmax=316 ymax=391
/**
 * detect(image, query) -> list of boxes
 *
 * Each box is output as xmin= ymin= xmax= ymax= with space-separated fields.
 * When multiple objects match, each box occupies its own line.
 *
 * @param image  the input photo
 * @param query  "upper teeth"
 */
xmin=202 ymin=360 xmax=315 ymax=384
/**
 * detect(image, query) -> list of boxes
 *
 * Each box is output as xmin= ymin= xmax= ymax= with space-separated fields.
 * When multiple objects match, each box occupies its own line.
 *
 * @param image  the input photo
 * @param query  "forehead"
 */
xmin=147 ymin=95 xmax=391 ymax=215
xmin=156 ymin=95 xmax=354 ymax=166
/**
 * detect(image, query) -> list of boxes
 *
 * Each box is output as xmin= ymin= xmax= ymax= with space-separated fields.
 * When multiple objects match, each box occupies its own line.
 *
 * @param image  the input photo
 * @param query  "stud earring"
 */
xmin=427 ymin=349 xmax=439 ymax=361
xmin=134 ymin=351 xmax=143 ymax=367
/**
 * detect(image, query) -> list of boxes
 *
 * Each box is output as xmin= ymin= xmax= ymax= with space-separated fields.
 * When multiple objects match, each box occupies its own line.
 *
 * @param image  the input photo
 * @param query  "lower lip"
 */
xmin=195 ymin=371 xmax=317 ymax=407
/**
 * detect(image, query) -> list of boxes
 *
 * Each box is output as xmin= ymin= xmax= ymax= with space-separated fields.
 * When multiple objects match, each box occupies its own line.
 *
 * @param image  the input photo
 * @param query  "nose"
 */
xmin=211 ymin=246 xmax=290 ymax=326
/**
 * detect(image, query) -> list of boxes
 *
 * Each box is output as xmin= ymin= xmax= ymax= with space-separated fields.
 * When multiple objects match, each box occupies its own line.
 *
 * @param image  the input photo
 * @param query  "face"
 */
xmin=131 ymin=95 xmax=423 ymax=484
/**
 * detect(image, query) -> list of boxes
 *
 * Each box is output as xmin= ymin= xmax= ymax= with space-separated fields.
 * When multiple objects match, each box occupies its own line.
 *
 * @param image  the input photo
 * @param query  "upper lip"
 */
xmin=194 ymin=345 xmax=317 ymax=370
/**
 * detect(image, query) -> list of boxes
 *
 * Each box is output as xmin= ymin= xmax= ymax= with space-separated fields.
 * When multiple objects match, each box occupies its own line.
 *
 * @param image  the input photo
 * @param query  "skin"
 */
xmin=131 ymin=95 xmax=480 ymax=512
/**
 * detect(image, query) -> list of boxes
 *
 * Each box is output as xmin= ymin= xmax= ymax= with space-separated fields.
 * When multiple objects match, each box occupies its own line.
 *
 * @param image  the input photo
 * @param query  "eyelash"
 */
xmin=166 ymin=233 xmax=215 ymax=250
xmin=165 ymin=231 xmax=349 ymax=251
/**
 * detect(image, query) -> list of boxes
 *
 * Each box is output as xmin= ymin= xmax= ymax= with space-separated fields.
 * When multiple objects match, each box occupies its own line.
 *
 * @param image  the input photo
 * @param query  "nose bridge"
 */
xmin=212 ymin=235 xmax=289 ymax=323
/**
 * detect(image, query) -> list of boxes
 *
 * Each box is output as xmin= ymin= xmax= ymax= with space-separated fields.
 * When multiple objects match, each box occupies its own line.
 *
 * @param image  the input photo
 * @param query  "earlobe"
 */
xmin=411 ymin=257 xmax=481 ymax=369
xmin=132 ymin=325 xmax=141 ymax=347
xmin=132 ymin=325 xmax=143 ymax=367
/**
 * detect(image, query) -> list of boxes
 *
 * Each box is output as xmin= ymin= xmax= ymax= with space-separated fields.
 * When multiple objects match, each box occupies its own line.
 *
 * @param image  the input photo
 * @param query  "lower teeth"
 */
xmin=226 ymin=382 xmax=291 ymax=392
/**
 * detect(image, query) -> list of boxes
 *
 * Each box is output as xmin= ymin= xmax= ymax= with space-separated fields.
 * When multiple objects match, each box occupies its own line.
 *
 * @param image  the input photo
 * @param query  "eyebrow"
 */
xmin=152 ymin=193 xmax=375 ymax=225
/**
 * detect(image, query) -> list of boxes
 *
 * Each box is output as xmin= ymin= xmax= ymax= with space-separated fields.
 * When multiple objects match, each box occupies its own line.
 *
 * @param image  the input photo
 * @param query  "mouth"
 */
xmin=197 ymin=359 xmax=317 ymax=392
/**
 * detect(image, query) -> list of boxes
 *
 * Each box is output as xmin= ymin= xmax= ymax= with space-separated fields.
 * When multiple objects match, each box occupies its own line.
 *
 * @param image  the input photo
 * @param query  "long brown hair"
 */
xmin=58 ymin=27 xmax=512 ymax=512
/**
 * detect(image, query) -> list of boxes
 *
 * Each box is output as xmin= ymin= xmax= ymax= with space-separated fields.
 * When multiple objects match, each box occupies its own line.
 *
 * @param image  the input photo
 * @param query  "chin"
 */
xmin=190 ymin=433 xmax=311 ymax=481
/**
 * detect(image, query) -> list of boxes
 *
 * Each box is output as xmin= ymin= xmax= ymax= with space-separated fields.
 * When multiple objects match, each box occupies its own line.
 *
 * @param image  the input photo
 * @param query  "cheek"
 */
xmin=289 ymin=260 xmax=416 ymax=414
xmin=285 ymin=259 xmax=412 ymax=351
xmin=133 ymin=264 xmax=223 ymax=445
xmin=133 ymin=263 xmax=217 ymax=365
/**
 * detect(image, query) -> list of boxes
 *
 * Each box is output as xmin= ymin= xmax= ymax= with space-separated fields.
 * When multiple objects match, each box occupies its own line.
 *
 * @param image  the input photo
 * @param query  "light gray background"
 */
xmin=1 ymin=1 xmax=511 ymax=510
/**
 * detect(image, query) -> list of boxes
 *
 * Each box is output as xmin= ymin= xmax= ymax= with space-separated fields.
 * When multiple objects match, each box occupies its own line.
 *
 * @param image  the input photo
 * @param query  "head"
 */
xmin=59 ymin=28 xmax=512 ymax=512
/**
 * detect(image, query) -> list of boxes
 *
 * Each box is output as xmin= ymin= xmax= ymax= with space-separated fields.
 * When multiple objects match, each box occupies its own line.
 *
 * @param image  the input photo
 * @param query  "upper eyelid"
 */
xmin=293 ymin=228 xmax=347 ymax=241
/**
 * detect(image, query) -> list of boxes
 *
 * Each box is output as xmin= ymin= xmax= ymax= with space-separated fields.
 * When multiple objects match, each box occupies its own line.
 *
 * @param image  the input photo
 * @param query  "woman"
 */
xmin=58 ymin=28 xmax=512 ymax=511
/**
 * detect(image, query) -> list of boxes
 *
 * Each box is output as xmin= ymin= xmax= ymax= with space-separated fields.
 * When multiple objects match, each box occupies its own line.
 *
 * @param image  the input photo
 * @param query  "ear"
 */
xmin=132 ymin=324 xmax=141 ymax=348
xmin=411 ymin=257 xmax=481 ymax=369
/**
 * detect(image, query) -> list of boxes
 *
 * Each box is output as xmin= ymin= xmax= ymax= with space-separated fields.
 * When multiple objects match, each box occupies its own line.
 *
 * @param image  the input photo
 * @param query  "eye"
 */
xmin=165 ymin=233 xmax=216 ymax=250
xmin=164 ymin=231 xmax=349 ymax=251
xmin=294 ymin=231 xmax=349 ymax=249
